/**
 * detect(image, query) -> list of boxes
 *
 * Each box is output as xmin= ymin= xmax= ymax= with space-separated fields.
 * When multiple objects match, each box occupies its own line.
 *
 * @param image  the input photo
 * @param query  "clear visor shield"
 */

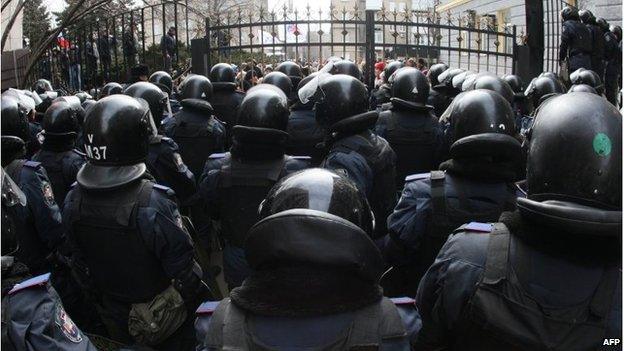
xmin=2 ymin=169 xmax=27 ymax=207
xmin=298 ymin=62 xmax=334 ymax=105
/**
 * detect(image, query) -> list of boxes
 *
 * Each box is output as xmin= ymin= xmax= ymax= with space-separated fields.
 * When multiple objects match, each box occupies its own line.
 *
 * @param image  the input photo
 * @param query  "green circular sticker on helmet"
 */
xmin=593 ymin=133 xmax=612 ymax=157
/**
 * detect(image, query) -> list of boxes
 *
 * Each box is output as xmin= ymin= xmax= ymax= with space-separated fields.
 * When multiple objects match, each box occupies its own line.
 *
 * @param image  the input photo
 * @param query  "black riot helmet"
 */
xmin=149 ymin=71 xmax=173 ymax=95
xmin=259 ymin=168 xmax=375 ymax=236
xmin=390 ymin=67 xmax=430 ymax=105
xmin=178 ymin=74 xmax=213 ymax=100
xmin=561 ymin=6 xmax=579 ymax=21
xmin=382 ymin=61 xmax=402 ymax=83
xmin=466 ymin=74 xmax=515 ymax=104
xmin=523 ymin=93 xmax=621 ymax=235
xmin=314 ymin=74 xmax=368 ymax=128
xmin=524 ymin=76 xmax=565 ymax=109
xmin=82 ymin=99 xmax=97 ymax=113
xmin=331 ymin=60 xmax=362 ymax=80
xmin=451 ymin=71 xmax=476 ymax=92
xmin=568 ymin=84 xmax=598 ymax=94
xmin=570 ymin=68 xmax=603 ymax=93
xmin=236 ymin=84 xmax=289 ymax=131
xmin=276 ymin=61 xmax=303 ymax=87
xmin=436 ymin=68 xmax=465 ymax=91
xmin=99 ymin=82 xmax=123 ymax=99
xmin=1 ymin=95 xmax=30 ymax=142
xmin=74 ymin=91 xmax=92 ymax=104
xmin=262 ymin=71 xmax=293 ymax=97
xmin=442 ymin=89 xmax=519 ymax=159
xmin=77 ymin=95 xmax=151 ymax=190
xmin=579 ymin=9 xmax=596 ymax=24
xmin=502 ymin=74 xmax=525 ymax=98
xmin=42 ymin=101 xmax=80 ymax=137
xmin=124 ymin=82 xmax=168 ymax=126
xmin=33 ymin=79 xmax=53 ymax=94
xmin=597 ymin=17 xmax=609 ymax=31
xmin=427 ymin=62 xmax=449 ymax=86
xmin=209 ymin=63 xmax=236 ymax=83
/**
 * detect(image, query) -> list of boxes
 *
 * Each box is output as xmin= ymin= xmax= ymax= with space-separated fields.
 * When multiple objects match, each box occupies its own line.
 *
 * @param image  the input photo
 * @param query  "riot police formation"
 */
xmin=559 ymin=6 xmax=592 ymax=72
xmin=1 ymin=55 xmax=622 ymax=351
xmin=579 ymin=10 xmax=606 ymax=81
xmin=124 ymin=81 xmax=198 ymax=205
xmin=196 ymin=84 xmax=309 ymax=289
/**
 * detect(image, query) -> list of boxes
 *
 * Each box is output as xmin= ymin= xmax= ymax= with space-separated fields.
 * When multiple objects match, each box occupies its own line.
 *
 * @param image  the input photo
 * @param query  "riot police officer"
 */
xmin=63 ymin=95 xmax=207 ymax=349
xmin=195 ymin=168 xmax=421 ymax=350
xmin=570 ymin=67 xmax=604 ymax=94
xmin=374 ymin=67 xmax=443 ymax=190
xmin=370 ymin=60 xmax=403 ymax=109
xmin=34 ymin=79 xmax=53 ymax=95
xmin=331 ymin=59 xmax=363 ymax=80
xmin=162 ymin=80 xmax=226 ymax=183
xmin=603 ymin=21 xmax=622 ymax=106
xmin=430 ymin=67 xmax=464 ymax=117
xmin=311 ymin=74 xmax=397 ymax=239
xmin=426 ymin=62 xmax=450 ymax=117
xmin=276 ymin=61 xmax=303 ymax=102
xmin=208 ymin=63 xmax=245 ymax=145
xmin=32 ymin=101 xmax=86 ymax=207
xmin=98 ymin=82 xmax=123 ymax=99
xmin=568 ymin=83 xmax=598 ymax=94
xmin=463 ymin=74 xmax=515 ymax=104
xmin=150 ymin=70 xmax=181 ymax=115
xmin=383 ymin=89 xmax=521 ymax=297
xmin=524 ymin=75 xmax=565 ymax=111
xmin=579 ymin=10 xmax=605 ymax=81
xmin=197 ymin=84 xmax=309 ymax=289
xmin=124 ymin=81 xmax=198 ymax=205
xmin=1 ymin=95 xmax=64 ymax=276
xmin=503 ymin=74 xmax=533 ymax=135
xmin=415 ymin=92 xmax=621 ymax=350
xmin=286 ymin=73 xmax=325 ymax=165
xmin=559 ymin=6 xmax=592 ymax=72
xmin=262 ymin=71 xmax=293 ymax=102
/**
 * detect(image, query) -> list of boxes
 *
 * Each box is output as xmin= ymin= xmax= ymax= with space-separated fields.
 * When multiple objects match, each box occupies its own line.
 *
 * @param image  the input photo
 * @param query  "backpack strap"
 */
xmin=429 ymin=170 xmax=447 ymax=237
xmin=219 ymin=156 xmax=287 ymax=188
xmin=482 ymin=223 xmax=511 ymax=285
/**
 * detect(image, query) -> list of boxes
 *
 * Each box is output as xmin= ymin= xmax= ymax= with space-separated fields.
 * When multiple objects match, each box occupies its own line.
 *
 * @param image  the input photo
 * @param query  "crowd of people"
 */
xmin=1 ymin=5 xmax=622 ymax=351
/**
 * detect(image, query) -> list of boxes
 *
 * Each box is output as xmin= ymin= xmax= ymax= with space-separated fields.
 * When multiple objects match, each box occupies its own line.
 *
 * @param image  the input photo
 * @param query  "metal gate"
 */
xmin=204 ymin=3 xmax=518 ymax=87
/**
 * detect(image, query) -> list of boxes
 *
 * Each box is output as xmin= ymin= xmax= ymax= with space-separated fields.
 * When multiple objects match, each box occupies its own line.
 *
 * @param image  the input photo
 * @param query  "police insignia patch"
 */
xmin=42 ymin=182 xmax=55 ymax=207
xmin=55 ymin=304 xmax=83 ymax=343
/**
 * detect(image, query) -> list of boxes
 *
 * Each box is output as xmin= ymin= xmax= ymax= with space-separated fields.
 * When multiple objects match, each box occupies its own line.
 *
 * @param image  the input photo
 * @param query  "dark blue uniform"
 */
xmin=32 ymin=149 xmax=86 ymax=207
xmin=147 ymin=135 xmax=196 ymax=205
xmin=194 ymin=297 xmax=422 ymax=350
xmin=4 ymin=160 xmax=64 ymax=274
xmin=560 ymin=19 xmax=593 ymax=71
xmin=322 ymin=127 xmax=397 ymax=239
xmin=370 ymin=84 xmax=392 ymax=110
xmin=63 ymin=179 xmax=202 ymax=348
xmin=26 ymin=122 xmax=42 ymax=159
xmin=209 ymin=82 xmax=245 ymax=146
xmin=286 ymin=103 xmax=325 ymax=165
xmin=415 ymin=216 xmax=621 ymax=350
xmin=382 ymin=171 xmax=516 ymax=297
xmin=3 ymin=273 xmax=98 ymax=351
xmin=197 ymin=153 xmax=309 ymax=288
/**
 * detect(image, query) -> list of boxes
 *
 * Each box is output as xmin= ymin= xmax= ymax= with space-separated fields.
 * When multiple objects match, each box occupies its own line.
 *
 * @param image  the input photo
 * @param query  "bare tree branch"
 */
xmin=1 ymin=0 xmax=25 ymax=50
xmin=1 ymin=0 xmax=13 ymax=12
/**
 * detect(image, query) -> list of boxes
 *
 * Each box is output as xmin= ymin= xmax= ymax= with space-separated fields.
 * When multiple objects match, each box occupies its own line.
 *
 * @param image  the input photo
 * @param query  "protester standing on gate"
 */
xmin=85 ymin=33 xmax=99 ymax=89
xmin=123 ymin=23 xmax=139 ymax=77
xmin=68 ymin=43 xmax=81 ymax=92
xmin=161 ymin=27 xmax=176 ymax=73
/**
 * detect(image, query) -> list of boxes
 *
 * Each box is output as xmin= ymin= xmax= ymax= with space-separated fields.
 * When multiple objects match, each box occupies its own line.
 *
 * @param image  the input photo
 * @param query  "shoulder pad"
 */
xmin=196 ymin=301 xmax=220 ymax=315
xmin=153 ymin=183 xmax=176 ymax=196
xmin=291 ymin=156 xmax=312 ymax=160
xmin=72 ymin=149 xmax=86 ymax=157
xmin=463 ymin=222 xmax=493 ymax=233
xmin=208 ymin=152 xmax=227 ymax=159
xmin=405 ymin=172 xmax=430 ymax=182
xmin=390 ymin=297 xmax=415 ymax=306
xmin=23 ymin=161 xmax=41 ymax=169
xmin=9 ymin=273 xmax=51 ymax=295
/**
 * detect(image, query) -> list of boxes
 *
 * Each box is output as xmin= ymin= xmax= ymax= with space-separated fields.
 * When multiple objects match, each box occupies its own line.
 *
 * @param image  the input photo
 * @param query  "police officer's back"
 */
xmin=375 ymin=67 xmax=443 ymax=191
xmin=195 ymin=169 xmax=421 ymax=350
xmin=559 ymin=6 xmax=592 ymax=72
xmin=602 ymin=21 xmax=622 ymax=106
xmin=313 ymin=74 xmax=397 ymax=239
xmin=63 ymin=95 xmax=207 ymax=349
xmin=32 ymin=102 xmax=86 ymax=207
xmin=164 ymin=75 xmax=226 ymax=181
xmin=580 ymin=10 xmax=606 ymax=80
xmin=1 ymin=96 xmax=64 ymax=275
xmin=415 ymin=92 xmax=621 ymax=350
xmin=286 ymin=74 xmax=325 ymax=165
xmin=383 ymin=90 xmax=521 ymax=297
xmin=197 ymin=84 xmax=309 ymax=289
xmin=149 ymin=70 xmax=180 ymax=115
xmin=125 ymin=82 xmax=198 ymax=204
xmin=426 ymin=63 xmax=449 ymax=118
xmin=208 ymin=63 xmax=245 ymax=144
